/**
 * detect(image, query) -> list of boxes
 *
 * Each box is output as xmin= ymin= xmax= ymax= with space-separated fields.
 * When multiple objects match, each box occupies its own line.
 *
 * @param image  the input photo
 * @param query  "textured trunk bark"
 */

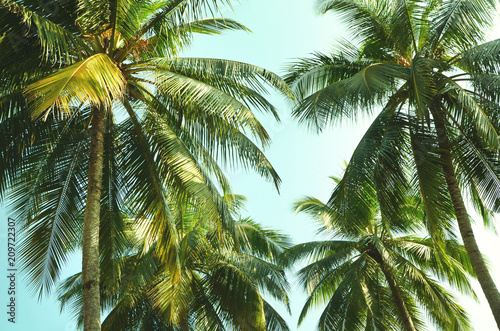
xmin=180 ymin=315 xmax=189 ymax=331
xmin=370 ymin=250 xmax=416 ymax=331
xmin=82 ymin=108 xmax=106 ymax=331
xmin=433 ymin=111 xmax=500 ymax=329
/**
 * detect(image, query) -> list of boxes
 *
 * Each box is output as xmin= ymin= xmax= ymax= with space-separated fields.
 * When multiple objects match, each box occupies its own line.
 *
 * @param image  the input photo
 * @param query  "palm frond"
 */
xmin=1 ymin=0 xmax=85 ymax=64
xmin=25 ymin=53 xmax=126 ymax=119
xmin=455 ymin=38 xmax=500 ymax=73
xmin=428 ymin=0 xmax=496 ymax=53
xmin=12 ymin=113 xmax=89 ymax=297
xmin=409 ymin=122 xmax=456 ymax=240
xmin=317 ymin=0 xmax=392 ymax=49
xmin=291 ymin=62 xmax=408 ymax=130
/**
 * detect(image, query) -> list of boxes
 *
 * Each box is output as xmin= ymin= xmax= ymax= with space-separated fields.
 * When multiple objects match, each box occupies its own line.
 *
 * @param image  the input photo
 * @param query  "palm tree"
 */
xmin=57 ymin=195 xmax=291 ymax=331
xmin=0 ymin=1 xmax=291 ymax=330
xmin=281 ymin=177 xmax=476 ymax=331
xmin=285 ymin=0 xmax=500 ymax=326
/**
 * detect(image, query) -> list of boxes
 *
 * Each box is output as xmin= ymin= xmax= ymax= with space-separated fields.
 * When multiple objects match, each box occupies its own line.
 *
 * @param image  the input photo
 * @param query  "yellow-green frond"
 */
xmin=25 ymin=53 xmax=126 ymax=119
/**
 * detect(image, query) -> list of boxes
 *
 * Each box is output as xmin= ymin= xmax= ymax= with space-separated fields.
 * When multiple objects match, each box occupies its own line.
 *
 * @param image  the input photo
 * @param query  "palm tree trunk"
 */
xmin=180 ymin=315 xmax=189 ymax=331
xmin=370 ymin=250 xmax=416 ymax=331
xmin=433 ymin=111 xmax=500 ymax=329
xmin=82 ymin=107 xmax=106 ymax=331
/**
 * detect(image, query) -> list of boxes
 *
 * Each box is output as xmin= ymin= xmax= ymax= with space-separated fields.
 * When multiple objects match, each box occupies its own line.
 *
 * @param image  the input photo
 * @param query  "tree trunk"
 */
xmin=82 ymin=108 xmax=106 ymax=331
xmin=370 ymin=250 xmax=416 ymax=331
xmin=433 ymin=111 xmax=500 ymax=329
xmin=180 ymin=315 xmax=189 ymax=331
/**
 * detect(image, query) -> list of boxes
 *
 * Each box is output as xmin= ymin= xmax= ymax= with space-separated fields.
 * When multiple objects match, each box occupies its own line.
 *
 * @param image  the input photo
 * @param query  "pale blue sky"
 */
xmin=1 ymin=0 xmax=500 ymax=330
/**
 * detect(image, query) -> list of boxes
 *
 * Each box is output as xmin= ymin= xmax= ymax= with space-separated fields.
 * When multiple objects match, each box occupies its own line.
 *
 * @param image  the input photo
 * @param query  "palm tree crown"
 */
xmin=57 ymin=195 xmax=292 ymax=331
xmin=281 ymin=177 xmax=476 ymax=331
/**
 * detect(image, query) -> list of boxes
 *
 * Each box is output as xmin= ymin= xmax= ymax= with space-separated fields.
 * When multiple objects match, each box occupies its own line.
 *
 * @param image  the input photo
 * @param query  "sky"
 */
xmin=1 ymin=0 xmax=500 ymax=330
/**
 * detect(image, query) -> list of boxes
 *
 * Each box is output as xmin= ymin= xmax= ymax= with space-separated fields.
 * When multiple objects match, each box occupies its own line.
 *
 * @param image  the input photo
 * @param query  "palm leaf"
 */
xmin=25 ymin=53 xmax=126 ymax=119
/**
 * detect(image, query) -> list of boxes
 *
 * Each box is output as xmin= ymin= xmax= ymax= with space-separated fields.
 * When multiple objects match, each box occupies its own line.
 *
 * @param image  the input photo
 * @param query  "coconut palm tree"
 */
xmin=285 ymin=0 xmax=500 ymax=326
xmin=281 ymin=177 xmax=476 ymax=331
xmin=0 ymin=1 xmax=291 ymax=330
xmin=57 ymin=195 xmax=291 ymax=331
